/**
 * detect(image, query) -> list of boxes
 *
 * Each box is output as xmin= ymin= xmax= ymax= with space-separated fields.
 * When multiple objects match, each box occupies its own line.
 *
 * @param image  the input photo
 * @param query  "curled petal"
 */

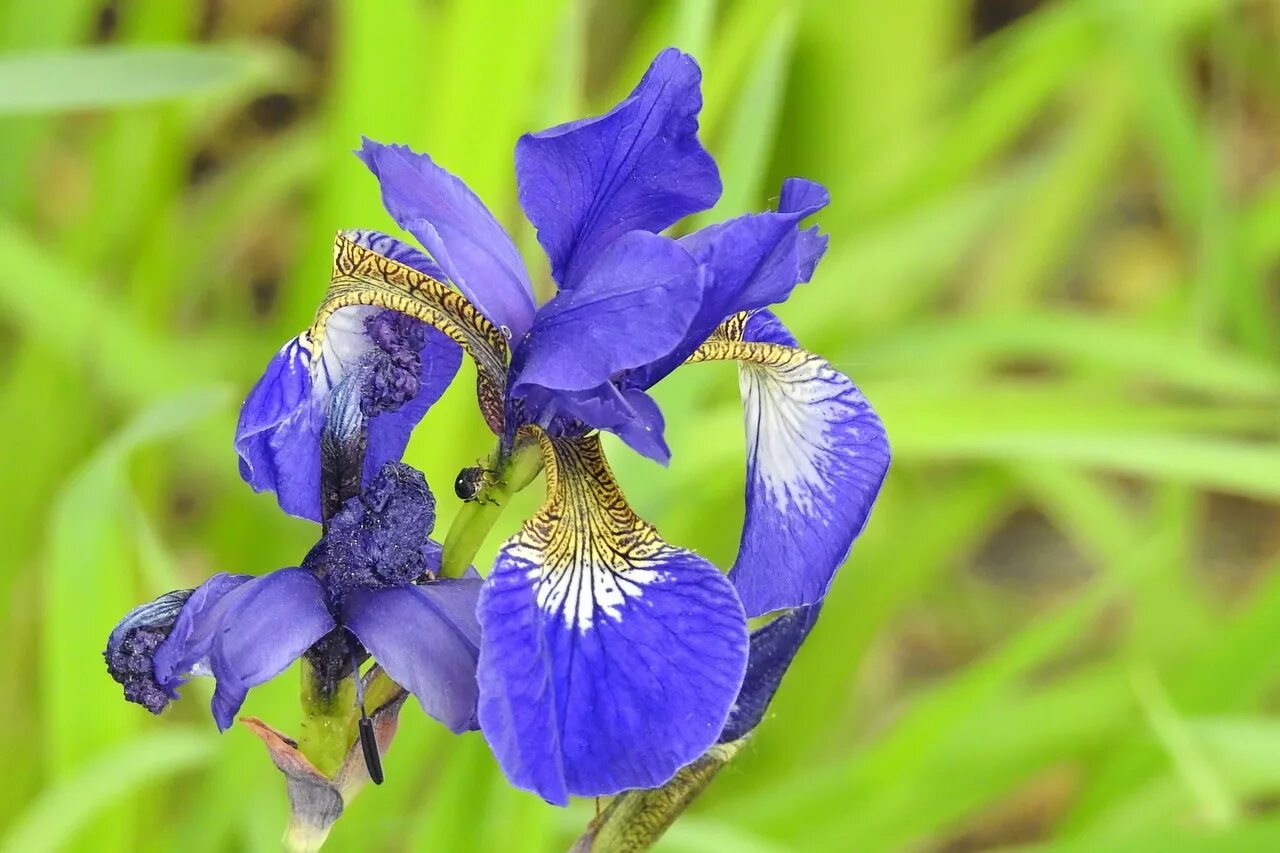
xmin=632 ymin=178 xmax=829 ymax=389
xmin=516 ymin=48 xmax=721 ymax=290
xmin=326 ymin=230 xmax=510 ymax=434
xmin=343 ymin=579 xmax=483 ymax=733
xmin=104 ymin=589 xmax=194 ymax=713
xmin=237 ymin=276 xmax=461 ymax=521
xmin=687 ymin=314 xmax=890 ymax=616
xmin=358 ymin=139 xmax=536 ymax=337
xmin=521 ymin=383 xmax=671 ymax=464
xmin=510 ymin=231 xmax=700 ymax=461
xmin=477 ymin=432 xmax=748 ymax=804
xmin=153 ymin=569 xmax=335 ymax=730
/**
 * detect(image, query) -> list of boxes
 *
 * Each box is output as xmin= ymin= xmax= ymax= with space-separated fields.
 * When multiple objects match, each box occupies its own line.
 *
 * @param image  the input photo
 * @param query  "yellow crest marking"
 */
xmin=314 ymin=231 xmax=510 ymax=433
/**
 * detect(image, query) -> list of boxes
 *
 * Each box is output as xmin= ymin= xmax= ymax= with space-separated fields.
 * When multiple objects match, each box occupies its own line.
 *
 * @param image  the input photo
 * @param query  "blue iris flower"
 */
xmin=233 ymin=48 xmax=891 ymax=805
xmin=106 ymin=357 xmax=483 ymax=734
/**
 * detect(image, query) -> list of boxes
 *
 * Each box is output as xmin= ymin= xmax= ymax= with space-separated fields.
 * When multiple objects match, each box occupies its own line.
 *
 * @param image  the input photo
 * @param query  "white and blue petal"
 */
xmin=476 ymin=432 xmax=748 ymax=805
xmin=687 ymin=314 xmax=890 ymax=617
xmin=515 ymin=48 xmax=721 ymax=291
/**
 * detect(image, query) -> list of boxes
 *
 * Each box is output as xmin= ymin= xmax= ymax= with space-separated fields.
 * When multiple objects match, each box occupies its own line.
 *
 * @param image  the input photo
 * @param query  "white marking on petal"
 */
xmin=309 ymin=305 xmax=378 ymax=394
xmin=741 ymin=350 xmax=867 ymax=518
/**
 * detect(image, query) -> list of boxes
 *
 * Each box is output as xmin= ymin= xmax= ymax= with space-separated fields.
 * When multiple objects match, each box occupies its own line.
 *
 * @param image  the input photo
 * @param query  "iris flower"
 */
xmin=106 ymin=357 xmax=483 ymax=735
xmin=234 ymin=48 xmax=890 ymax=805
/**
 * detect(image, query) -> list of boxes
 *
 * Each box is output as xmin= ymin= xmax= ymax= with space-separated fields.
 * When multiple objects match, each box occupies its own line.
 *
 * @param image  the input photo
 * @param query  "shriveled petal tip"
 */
xmin=343 ymin=579 xmax=483 ymax=734
xmin=357 ymin=138 xmax=536 ymax=337
xmin=516 ymin=47 xmax=721 ymax=290
xmin=513 ymin=231 xmax=702 ymax=393
xmin=154 ymin=569 xmax=334 ymax=730
xmin=719 ymin=604 xmax=821 ymax=743
xmin=235 ymin=307 xmax=461 ymax=522
xmin=477 ymin=433 xmax=748 ymax=804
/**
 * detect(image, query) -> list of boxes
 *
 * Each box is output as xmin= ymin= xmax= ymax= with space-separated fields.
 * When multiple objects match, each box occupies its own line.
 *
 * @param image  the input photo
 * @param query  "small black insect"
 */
xmin=454 ymin=465 xmax=489 ymax=502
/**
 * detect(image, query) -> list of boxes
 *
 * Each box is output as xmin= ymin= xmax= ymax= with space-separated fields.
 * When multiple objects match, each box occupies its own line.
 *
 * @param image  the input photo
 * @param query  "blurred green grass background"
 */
xmin=2 ymin=0 xmax=1280 ymax=850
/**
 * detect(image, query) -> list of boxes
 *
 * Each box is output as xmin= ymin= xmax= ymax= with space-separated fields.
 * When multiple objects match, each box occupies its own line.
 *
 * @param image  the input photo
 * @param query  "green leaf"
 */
xmin=0 ymin=45 xmax=292 ymax=114
xmin=1 ymin=729 xmax=215 ymax=853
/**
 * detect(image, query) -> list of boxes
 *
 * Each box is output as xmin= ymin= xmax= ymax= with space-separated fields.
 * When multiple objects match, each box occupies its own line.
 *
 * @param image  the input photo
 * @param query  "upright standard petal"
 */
xmin=358 ymin=138 xmax=536 ymax=337
xmin=508 ymin=231 xmax=700 ymax=462
xmin=515 ymin=48 xmax=721 ymax=290
xmin=511 ymin=231 xmax=701 ymax=393
xmin=686 ymin=313 xmax=890 ymax=617
xmin=154 ymin=569 xmax=334 ymax=730
xmin=630 ymin=178 xmax=829 ymax=388
xmin=477 ymin=431 xmax=748 ymax=805
xmin=343 ymin=579 xmax=483 ymax=734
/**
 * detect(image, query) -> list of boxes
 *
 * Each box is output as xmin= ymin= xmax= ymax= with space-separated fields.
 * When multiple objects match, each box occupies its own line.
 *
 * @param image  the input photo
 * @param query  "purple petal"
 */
xmin=362 ymin=323 xmax=462 ymax=485
xmin=729 ymin=319 xmax=890 ymax=616
xmin=235 ymin=309 xmax=461 ymax=522
xmin=719 ymin=604 xmax=821 ymax=743
xmin=152 ymin=573 xmax=252 ymax=690
xmin=206 ymin=569 xmax=333 ymax=730
xmin=741 ymin=308 xmax=798 ymax=346
xmin=357 ymin=138 xmax=536 ymax=337
xmin=478 ymin=546 xmax=747 ymax=804
xmin=235 ymin=338 xmax=321 ymax=520
xmin=343 ymin=579 xmax=483 ymax=734
xmin=512 ymin=231 xmax=702 ymax=393
xmin=154 ymin=569 xmax=333 ymax=730
xmin=522 ymin=383 xmax=671 ymax=464
xmin=631 ymin=178 xmax=829 ymax=389
xmin=343 ymin=228 xmax=448 ymax=282
xmin=515 ymin=48 xmax=721 ymax=290
xmin=476 ymin=433 xmax=748 ymax=804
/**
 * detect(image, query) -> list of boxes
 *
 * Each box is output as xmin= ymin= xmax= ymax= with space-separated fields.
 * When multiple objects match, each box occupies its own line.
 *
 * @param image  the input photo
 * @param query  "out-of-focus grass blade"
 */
xmin=807 ymin=160 xmax=1043 ymax=331
xmin=0 ymin=45 xmax=291 ymax=114
xmin=1132 ymin=666 xmax=1239 ymax=828
xmin=853 ymin=311 xmax=1280 ymax=399
xmin=693 ymin=6 xmax=796 ymax=226
xmin=697 ymin=0 xmax=784 ymax=140
xmin=43 ymin=386 xmax=230 ymax=765
xmin=0 ymin=729 xmax=214 ymax=853
xmin=0 ymin=220 xmax=224 ymax=400
xmin=898 ymin=432 xmax=1280 ymax=501
xmin=671 ymin=0 xmax=718 ymax=61
xmin=971 ymin=75 xmax=1128 ymax=308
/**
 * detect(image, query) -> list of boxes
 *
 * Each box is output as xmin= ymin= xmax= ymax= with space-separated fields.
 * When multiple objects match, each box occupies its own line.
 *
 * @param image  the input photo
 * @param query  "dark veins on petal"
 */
xmin=103 ymin=590 xmax=193 ymax=714
xmin=359 ymin=310 xmax=428 ymax=417
xmin=305 ymin=461 xmax=438 ymax=604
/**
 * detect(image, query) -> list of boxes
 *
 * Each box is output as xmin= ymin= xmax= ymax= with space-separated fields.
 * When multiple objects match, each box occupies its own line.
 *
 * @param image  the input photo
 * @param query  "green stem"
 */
xmin=573 ymin=739 xmax=746 ymax=853
xmin=440 ymin=438 xmax=543 ymax=577
xmin=296 ymin=658 xmax=357 ymax=778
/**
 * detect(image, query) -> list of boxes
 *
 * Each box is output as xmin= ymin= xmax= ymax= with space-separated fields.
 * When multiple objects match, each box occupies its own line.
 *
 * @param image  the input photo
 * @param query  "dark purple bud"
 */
xmin=104 ymin=590 xmax=193 ymax=714
xmin=309 ymin=462 xmax=438 ymax=602
xmin=359 ymin=310 xmax=429 ymax=417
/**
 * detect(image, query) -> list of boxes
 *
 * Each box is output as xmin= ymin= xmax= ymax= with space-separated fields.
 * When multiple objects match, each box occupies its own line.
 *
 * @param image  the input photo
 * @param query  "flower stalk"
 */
xmin=440 ymin=437 xmax=543 ymax=577
xmin=571 ymin=739 xmax=747 ymax=853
